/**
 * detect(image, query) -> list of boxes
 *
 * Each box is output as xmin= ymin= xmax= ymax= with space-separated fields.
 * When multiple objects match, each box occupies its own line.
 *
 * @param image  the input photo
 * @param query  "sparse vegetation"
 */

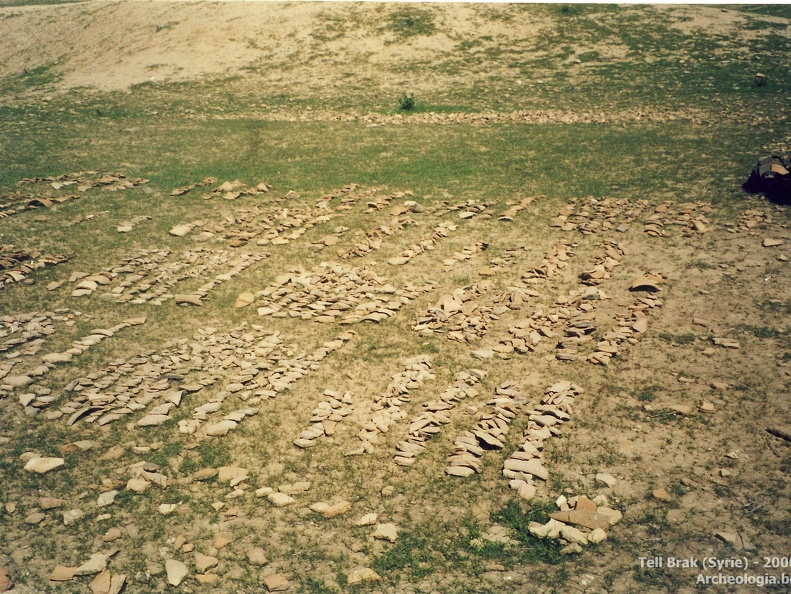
xmin=0 ymin=3 xmax=788 ymax=594
xmin=386 ymin=7 xmax=436 ymax=39
xmin=398 ymin=92 xmax=417 ymax=111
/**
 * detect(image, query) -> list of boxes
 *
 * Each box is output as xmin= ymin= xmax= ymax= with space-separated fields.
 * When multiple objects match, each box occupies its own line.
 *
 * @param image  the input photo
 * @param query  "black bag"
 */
xmin=743 ymin=155 xmax=791 ymax=204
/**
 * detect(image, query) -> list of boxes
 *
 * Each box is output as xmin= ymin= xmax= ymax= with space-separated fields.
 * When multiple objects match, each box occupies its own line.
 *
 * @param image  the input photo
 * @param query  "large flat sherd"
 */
xmin=267 ymin=493 xmax=295 ymax=507
xmin=165 ymin=559 xmax=188 ymax=586
xmin=24 ymin=457 xmax=65 ymax=474
xmin=263 ymin=573 xmax=290 ymax=592
xmin=549 ymin=509 xmax=610 ymax=531
xmin=503 ymin=459 xmax=548 ymax=480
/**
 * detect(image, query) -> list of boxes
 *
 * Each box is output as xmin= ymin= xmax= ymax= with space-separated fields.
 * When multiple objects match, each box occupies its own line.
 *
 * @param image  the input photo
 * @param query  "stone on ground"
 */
xmin=347 ymin=567 xmax=381 ymax=585
xmin=24 ymin=457 xmax=65 ymax=474
xmin=165 ymin=559 xmax=188 ymax=586
xmin=263 ymin=573 xmax=290 ymax=591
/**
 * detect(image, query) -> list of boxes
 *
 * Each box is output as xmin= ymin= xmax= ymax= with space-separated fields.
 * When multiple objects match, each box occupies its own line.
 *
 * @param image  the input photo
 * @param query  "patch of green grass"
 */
xmin=492 ymin=500 xmax=565 ymax=564
xmin=195 ymin=440 xmax=231 ymax=468
xmin=669 ymin=482 xmax=688 ymax=498
xmin=371 ymin=529 xmax=437 ymax=579
xmin=690 ymin=259 xmax=713 ymax=269
xmin=385 ymin=7 xmax=436 ymax=39
xmin=728 ymin=4 xmax=791 ymax=20
xmin=649 ymin=409 xmax=681 ymax=425
xmin=740 ymin=325 xmax=781 ymax=339
xmin=151 ymin=441 xmax=182 ymax=467
xmin=658 ymin=332 xmax=696 ymax=345
xmin=299 ymin=576 xmax=337 ymax=593
xmin=633 ymin=565 xmax=687 ymax=591
xmin=0 ymin=63 xmax=61 ymax=95
xmin=112 ymin=489 xmax=139 ymax=510
xmin=335 ymin=570 xmax=347 ymax=589
xmin=420 ymin=342 xmax=440 ymax=354
xmin=635 ymin=386 xmax=661 ymax=402
xmin=764 ymin=299 xmax=791 ymax=315
xmin=454 ymin=519 xmax=507 ymax=561
xmin=398 ymin=92 xmax=416 ymax=111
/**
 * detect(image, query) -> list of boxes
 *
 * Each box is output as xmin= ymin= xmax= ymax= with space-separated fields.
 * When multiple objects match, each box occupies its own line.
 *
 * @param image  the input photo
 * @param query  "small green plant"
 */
xmin=398 ymin=92 xmax=417 ymax=111
xmin=750 ymin=326 xmax=781 ymax=339
xmin=155 ymin=21 xmax=179 ymax=33
xmin=636 ymin=386 xmax=660 ymax=402
xmin=387 ymin=9 xmax=436 ymax=38
xmin=658 ymin=332 xmax=696 ymax=345
xmin=492 ymin=500 xmax=565 ymax=564
xmin=371 ymin=530 xmax=437 ymax=579
xmin=650 ymin=409 xmax=680 ymax=425
xmin=151 ymin=441 xmax=182 ymax=467
xmin=195 ymin=440 xmax=231 ymax=468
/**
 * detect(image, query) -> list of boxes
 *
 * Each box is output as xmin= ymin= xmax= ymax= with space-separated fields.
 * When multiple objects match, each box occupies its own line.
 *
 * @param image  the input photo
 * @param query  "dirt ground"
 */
xmin=0 ymin=2 xmax=789 ymax=594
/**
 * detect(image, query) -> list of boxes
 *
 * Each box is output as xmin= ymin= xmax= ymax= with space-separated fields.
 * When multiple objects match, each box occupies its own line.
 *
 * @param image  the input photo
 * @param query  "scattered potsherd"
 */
xmin=471 ymin=349 xmax=494 ymax=360
xmin=268 ymin=493 xmax=295 ymax=507
xmin=762 ymin=238 xmax=785 ymax=247
xmin=205 ymin=419 xmax=238 ymax=436
xmin=169 ymin=221 xmax=202 ymax=237
xmin=217 ymin=466 xmax=249 ymax=484
xmin=669 ymin=404 xmax=694 ymax=415
xmin=174 ymin=294 xmax=202 ymax=306
xmin=196 ymin=573 xmax=219 ymax=585
xmin=346 ymin=567 xmax=381 ymax=585
xmin=715 ymin=530 xmax=751 ymax=550
xmin=24 ymin=456 xmax=65 ymax=474
xmin=5 ymin=374 xmax=33 ymax=387
xmin=88 ymin=569 xmax=111 ymax=594
xmin=0 ymin=568 xmax=11 ymax=592
xmin=191 ymin=468 xmax=218 ymax=481
xmin=595 ymin=473 xmax=618 ymax=488
xmin=354 ymin=513 xmax=377 ymax=526
xmin=373 ymin=523 xmax=399 ymax=543
xmin=137 ymin=414 xmax=170 ymax=427
xmin=126 ymin=477 xmax=151 ymax=493
xmin=165 ymin=559 xmax=188 ymax=586
xmin=74 ymin=553 xmax=108 ymax=576
xmin=39 ymin=497 xmax=65 ymax=510
xmin=246 ymin=548 xmax=268 ymax=566
xmin=25 ymin=512 xmax=45 ymax=525
xmin=49 ymin=565 xmax=76 ymax=582
xmin=263 ymin=573 xmax=290 ymax=592
xmin=234 ymin=292 xmax=255 ymax=308
xmin=504 ymin=459 xmax=548 ymax=481
xmin=158 ymin=503 xmax=178 ymax=515
xmin=318 ymin=500 xmax=351 ymax=519
xmin=529 ymin=518 xmax=563 ymax=539
xmin=194 ymin=552 xmax=219 ymax=574
xmin=549 ymin=509 xmax=610 ymax=531
xmin=63 ymin=509 xmax=84 ymax=526
xmin=629 ymin=274 xmax=663 ymax=292
xmin=102 ymin=527 xmax=123 ymax=542
xmin=652 ymin=488 xmax=672 ymax=502
xmin=97 ymin=490 xmax=118 ymax=507
xmin=712 ymin=337 xmax=740 ymax=349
